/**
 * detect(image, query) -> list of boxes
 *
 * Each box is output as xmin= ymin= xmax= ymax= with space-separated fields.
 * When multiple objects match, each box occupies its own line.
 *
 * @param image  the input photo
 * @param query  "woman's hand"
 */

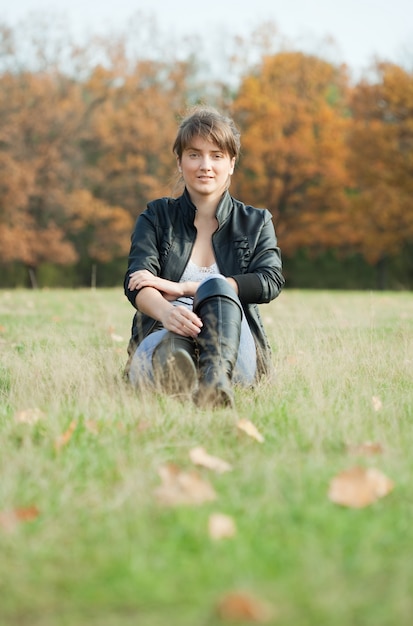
xmin=128 ymin=270 xmax=198 ymax=300
xmin=128 ymin=270 xmax=183 ymax=298
xmin=161 ymin=304 xmax=203 ymax=337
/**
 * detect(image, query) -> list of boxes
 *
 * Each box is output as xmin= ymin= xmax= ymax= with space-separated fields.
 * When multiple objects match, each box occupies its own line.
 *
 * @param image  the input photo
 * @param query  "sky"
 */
xmin=3 ymin=0 xmax=413 ymax=78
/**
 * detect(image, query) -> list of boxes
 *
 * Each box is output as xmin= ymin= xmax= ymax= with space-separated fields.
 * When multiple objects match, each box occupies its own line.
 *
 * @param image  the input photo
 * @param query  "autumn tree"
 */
xmin=347 ymin=62 xmax=413 ymax=287
xmin=0 ymin=71 xmax=82 ymax=285
xmin=80 ymin=57 xmax=191 ymax=217
xmin=0 ymin=19 xmax=191 ymax=286
xmin=231 ymin=51 xmax=353 ymax=258
xmin=4 ymin=14 xmax=412 ymax=288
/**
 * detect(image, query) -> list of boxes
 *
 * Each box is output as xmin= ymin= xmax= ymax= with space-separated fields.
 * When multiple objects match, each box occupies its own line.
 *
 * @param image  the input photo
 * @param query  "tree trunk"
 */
xmin=376 ymin=256 xmax=387 ymax=291
xmin=91 ymin=263 xmax=97 ymax=290
xmin=28 ymin=267 xmax=38 ymax=289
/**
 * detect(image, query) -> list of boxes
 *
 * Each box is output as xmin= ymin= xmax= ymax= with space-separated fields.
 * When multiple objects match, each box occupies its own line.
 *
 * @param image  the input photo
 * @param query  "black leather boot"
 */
xmin=152 ymin=332 xmax=197 ymax=397
xmin=193 ymin=278 xmax=242 ymax=408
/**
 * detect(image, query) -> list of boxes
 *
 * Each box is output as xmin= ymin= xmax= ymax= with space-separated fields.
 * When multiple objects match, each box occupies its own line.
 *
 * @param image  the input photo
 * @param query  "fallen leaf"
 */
xmin=55 ymin=420 xmax=77 ymax=451
xmin=136 ymin=420 xmax=151 ymax=433
xmin=108 ymin=326 xmax=123 ymax=342
xmin=237 ymin=419 xmax=264 ymax=443
xmin=189 ymin=446 xmax=232 ymax=473
xmin=208 ymin=513 xmax=236 ymax=540
xmin=110 ymin=333 xmax=124 ymax=342
xmin=372 ymin=396 xmax=382 ymax=411
xmin=155 ymin=462 xmax=217 ymax=506
xmin=285 ymin=355 xmax=298 ymax=364
xmin=0 ymin=506 xmax=40 ymax=532
xmin=84 ymin=419 xmax=99 ymax=435
xmin=328 ymin=466 xmax=394 ymax=508
xmin=216 ymin=591 xmax=274 ymax=623
xmin=347 ymin=441 xmax=384 ymax=456
xmin=14 ymin=408 xmax=45 ymax=425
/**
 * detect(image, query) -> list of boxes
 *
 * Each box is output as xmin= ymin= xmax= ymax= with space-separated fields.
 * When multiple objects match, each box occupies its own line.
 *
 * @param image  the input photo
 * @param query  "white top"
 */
xmin=174 ymin=259 xmax=220 ymax=308
xmin=180 ymin=258 xmax=220 ymax=282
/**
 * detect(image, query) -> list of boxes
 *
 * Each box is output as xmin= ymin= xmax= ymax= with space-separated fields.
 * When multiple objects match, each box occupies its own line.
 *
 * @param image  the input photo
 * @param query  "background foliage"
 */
xmin=0 ymin=16 xmax=412 ymax=289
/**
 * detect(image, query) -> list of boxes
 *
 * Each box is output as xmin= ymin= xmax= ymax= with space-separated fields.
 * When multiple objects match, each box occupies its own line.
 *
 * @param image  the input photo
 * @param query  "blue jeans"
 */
xmin=129 ymin=275 xmax=257 ymax=388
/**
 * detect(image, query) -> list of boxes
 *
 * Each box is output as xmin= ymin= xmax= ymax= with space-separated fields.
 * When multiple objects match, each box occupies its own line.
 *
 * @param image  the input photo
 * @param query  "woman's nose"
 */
xmin=200 ymin=156 xmax=212 ymax=170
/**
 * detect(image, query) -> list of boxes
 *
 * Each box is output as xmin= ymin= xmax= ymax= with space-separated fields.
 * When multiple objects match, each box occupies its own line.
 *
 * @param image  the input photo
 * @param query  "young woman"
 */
xmin=124 ymin=106 xmax=284 ymax=408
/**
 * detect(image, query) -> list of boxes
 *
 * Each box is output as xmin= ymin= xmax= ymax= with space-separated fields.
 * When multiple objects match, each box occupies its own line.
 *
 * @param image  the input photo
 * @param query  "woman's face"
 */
xmin=178 ymin=136 xmax=235 ymax=203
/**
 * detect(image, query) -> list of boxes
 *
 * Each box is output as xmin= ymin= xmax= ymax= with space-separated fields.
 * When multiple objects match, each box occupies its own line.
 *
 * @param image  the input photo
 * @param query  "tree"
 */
xmin=79 ymin=58 xmax=189 ymax=216
xmin=347 ymin=62 xmax=413 ymax=287
xmin=0 ymin=71 xmax=82 ymax=283
xmin=231 ymin=51 xmax=353 ymax=257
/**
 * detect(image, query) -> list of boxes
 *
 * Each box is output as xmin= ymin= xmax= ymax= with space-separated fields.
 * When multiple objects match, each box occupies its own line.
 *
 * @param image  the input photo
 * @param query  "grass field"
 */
xmin=0 ymin=287 xmax=412 ymax=626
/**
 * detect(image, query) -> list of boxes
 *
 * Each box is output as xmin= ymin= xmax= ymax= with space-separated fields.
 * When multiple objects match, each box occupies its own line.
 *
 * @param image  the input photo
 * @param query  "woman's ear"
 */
xmin=177 ymin=158 xmax=182 ymax=172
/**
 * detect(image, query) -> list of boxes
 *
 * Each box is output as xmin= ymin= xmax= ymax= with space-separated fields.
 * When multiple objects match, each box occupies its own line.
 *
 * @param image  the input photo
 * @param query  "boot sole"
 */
xmin=156 ymin=349 xmax=198 ymax=397
xmin=194 ymin=384 xmax=235 ymax=409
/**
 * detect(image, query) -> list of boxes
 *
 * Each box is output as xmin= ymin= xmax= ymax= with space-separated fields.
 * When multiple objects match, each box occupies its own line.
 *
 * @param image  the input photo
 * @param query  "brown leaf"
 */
xmin=55 ymin=420 xmax=77 ymax=451
xmin=347 ymin=441 xmax=384 ymax=456
xmin=216 ymin=591 xmax=274 ymax=623
xmin=84 ymin=419 xmax=99 ymax=435
xmin=136 ymin=420 xmax=151 ymax=433
xmin=328 ymin=466 xmax=394 ymax=508
xmin=0 ymin=506 xmax=40 ymax=532
xmin=110 ymin=332 xmax=124 ymax=342
xmin=155 ymin=462 xmax=217 ymax=506
xmin=372 ymin=395 xmax=383 ymax=411
xmin=14 ymin=408 xmax=45 ymax=425
xmin=237 ymin=419 xmax=264 ymax=443
xmin=108 ymin=326 xmax=123 ymax=342
xmin=208 ymin=513 xmax=236 ymax=540
xmin=189 ymin=446 xmax=232 ymax=473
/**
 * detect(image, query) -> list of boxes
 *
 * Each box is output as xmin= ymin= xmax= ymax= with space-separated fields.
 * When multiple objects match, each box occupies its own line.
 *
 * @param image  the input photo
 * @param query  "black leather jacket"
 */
xmin=124 ymin=189 xmax=285 ymax=376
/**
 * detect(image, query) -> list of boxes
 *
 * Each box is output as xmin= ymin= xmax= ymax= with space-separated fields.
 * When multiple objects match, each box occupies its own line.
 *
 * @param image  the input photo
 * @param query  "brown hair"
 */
xmin=172 ymin=106 xmax=241 ymax=161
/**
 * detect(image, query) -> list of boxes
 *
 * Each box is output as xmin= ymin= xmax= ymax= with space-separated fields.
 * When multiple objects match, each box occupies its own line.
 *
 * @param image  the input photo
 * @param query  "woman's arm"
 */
xmin=128 ymin=270 xmax=199 ymax=301
xmin=135 ymin=287 xmax=202 ymax=338
xmin=231 ymin=211 xmax=284 ymax=304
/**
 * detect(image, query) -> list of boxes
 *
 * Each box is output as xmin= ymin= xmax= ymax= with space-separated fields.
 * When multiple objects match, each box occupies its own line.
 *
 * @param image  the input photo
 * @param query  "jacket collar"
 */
xmin=181 ymin=188 xmax=233 ymax=226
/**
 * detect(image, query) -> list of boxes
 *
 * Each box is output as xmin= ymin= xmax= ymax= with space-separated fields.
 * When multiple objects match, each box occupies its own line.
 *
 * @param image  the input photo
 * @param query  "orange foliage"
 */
xmin=0 ymin=71 xmax=82 ymax=267
xmin=0 ymin=44 xmax=190 ymax=274
xmin=81 ymin=59 xmax=189 ymax=214
xmin=0 ymin=21 xmax=411 ymax=280
xmin=347 ymin=63 xmax=413 ymax=264
xmin=232 ymin=52 xmax=353 ymax=256
xmin=65 ymin=190 xmax=132 ymax=262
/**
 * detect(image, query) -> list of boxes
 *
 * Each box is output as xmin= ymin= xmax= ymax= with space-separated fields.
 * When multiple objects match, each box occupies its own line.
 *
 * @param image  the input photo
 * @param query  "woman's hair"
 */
xmin=173 ymin=106 xmax=241 ymax=161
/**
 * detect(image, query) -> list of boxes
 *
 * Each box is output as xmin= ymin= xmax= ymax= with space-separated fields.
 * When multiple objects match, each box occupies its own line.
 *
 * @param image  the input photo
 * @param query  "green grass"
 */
xmin=0 ymin=288 xmax=412 ymax=625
